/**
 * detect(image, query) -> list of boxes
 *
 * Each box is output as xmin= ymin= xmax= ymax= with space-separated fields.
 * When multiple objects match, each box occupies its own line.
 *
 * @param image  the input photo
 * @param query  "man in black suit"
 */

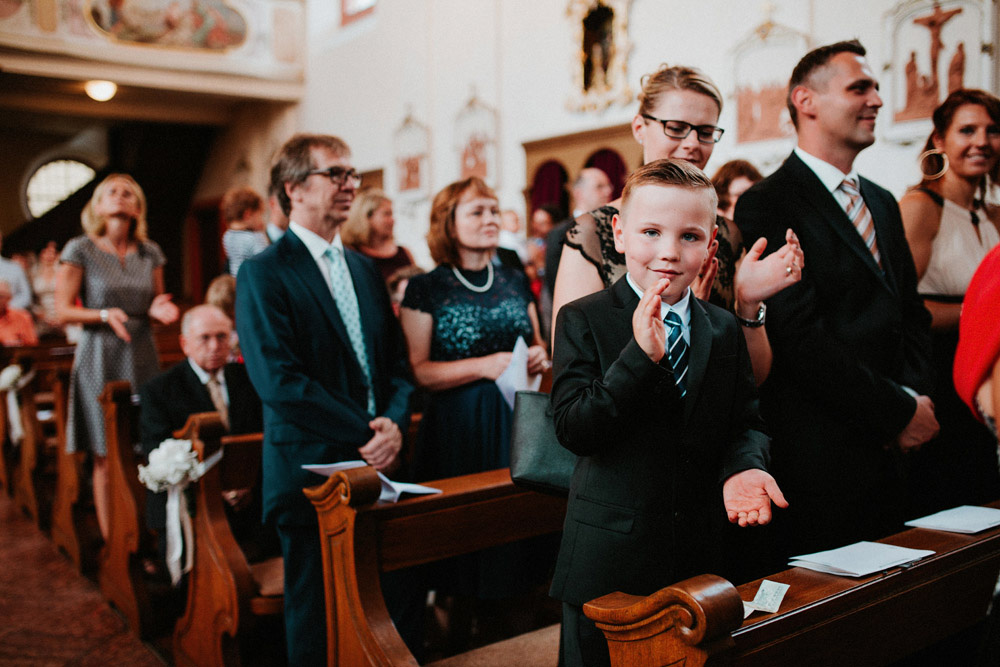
xmin=235 ymin=134 xmax=414 ymax=666
xmin=735 ymin=40 xmax=936 ymax=560
xmin=140 ymin=304 xmax=263 ymax=558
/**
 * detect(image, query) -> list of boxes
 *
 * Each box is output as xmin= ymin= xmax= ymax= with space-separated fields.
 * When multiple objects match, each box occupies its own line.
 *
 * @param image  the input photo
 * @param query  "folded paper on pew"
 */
xmin=789 ymin=541 xmax=934 ymax=577
xmin=743 ymin=579 xmax=790 ymax=618
xmin=495 ymin=336 xmax=542 ymax=410
xmin=904 ymin=505 xmax=1000 ymax=534
xmin=303 ymin=460 xmax=442 ymax=503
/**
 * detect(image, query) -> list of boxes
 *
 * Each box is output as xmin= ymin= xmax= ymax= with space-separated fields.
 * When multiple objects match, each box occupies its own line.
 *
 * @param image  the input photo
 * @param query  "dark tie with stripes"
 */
xmin=664 ymin=311 xmax=688 ymax=398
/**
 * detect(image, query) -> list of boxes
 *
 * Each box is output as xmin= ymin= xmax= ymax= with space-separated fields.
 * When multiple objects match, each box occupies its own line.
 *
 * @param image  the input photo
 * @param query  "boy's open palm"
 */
xmin=723 ymin=468 xmax=789 ymax=527
xmin=633 ymin=278 xmax=669 ymax=362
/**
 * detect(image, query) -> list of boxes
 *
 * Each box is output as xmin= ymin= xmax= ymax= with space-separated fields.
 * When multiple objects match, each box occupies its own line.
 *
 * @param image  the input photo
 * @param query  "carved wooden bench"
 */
xmin=584 ymin=500 xmax=1000 ymax=666
xmin=305 ymin=466 xmax=567 ymax=666
xmin=171 ymin=413 xmax=283 ymax=667
xmin=97 ymin=380 xmax=156 ymax=637
xmin=8 ymin=347 xmax=73 ymax=528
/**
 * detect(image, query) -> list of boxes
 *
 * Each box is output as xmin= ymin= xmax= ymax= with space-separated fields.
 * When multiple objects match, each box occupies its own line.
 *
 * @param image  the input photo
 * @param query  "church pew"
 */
xmin=583 ymin=502 xmax=1000 ymax=666
xmin=171 ymin=413 xmax=283 ymax=667
xmin=1 ymin=344 xmax=73 ymax=518
xmin=305 ymin=465 xmax=568 ymax=667
xmin=48 ymin=364 xmax=96 ymax=571
xmin=97 ymin=380 xmax=156 ymax=637
xmin=10 ymin=367 xmax=54 ymax=526
xmin=7 ymin=343 xmax=75 ymax=527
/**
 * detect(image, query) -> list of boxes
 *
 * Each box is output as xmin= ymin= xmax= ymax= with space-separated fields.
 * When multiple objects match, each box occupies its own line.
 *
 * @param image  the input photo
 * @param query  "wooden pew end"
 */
xmin=583 ymin=574 xmax=743 ymax=664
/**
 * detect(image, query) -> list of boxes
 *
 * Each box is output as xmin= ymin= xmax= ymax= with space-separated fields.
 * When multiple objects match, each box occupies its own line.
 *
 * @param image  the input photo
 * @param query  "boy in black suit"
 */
xmin=550 ymin=159 xmax=787 ymax=666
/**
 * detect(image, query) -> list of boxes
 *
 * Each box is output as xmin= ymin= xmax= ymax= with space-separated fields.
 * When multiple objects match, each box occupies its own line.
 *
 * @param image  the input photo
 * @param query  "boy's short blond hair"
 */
xmin=620 ymin=159 xmax=718 ymax=220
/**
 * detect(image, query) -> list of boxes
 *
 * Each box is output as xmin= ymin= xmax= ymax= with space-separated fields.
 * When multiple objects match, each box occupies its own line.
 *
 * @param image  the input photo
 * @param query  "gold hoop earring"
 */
xmin=918 ymin=148 xmax=949 ymax=180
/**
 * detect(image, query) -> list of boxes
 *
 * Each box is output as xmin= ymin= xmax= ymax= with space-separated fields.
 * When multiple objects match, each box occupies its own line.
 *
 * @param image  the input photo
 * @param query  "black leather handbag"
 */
xmin=509 ymin=390 xmax=576 ymax=497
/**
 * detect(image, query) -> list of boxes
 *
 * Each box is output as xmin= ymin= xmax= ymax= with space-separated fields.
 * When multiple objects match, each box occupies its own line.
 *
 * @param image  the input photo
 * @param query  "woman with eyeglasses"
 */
xmin=552 ymin=64 xmax=803 ymax=383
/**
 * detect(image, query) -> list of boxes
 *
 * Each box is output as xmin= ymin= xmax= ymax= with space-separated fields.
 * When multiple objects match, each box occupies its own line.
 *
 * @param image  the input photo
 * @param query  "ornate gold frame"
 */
xmin=566 ymin=0 xmax=634 ymax=112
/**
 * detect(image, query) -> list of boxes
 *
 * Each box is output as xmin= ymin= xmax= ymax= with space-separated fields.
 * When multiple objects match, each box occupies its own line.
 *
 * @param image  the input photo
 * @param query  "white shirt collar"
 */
xmin=289 ymin=221 xmax=345 ymax=261
xmin=187 ymin=358 xmax=224 ymax=386
xmin=794 ymin=146 xmax=860 ymax=195
xmin=625 ymin=273 xmax=692 ymax=329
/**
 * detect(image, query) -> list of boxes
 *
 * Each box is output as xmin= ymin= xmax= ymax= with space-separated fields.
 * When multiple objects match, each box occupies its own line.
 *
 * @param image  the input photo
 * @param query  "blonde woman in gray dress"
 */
xmin=55 ymin=173 xmax=179 ymax=539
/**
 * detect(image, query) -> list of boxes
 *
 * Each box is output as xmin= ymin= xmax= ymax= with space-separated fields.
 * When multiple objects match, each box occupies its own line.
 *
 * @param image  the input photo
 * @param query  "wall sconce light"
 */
xmin=84 ymin=80 xmax=117 ymax=102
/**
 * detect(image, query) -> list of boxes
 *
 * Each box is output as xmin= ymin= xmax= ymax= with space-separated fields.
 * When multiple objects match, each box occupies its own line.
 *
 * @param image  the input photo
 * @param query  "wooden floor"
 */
xmin=0 ymin=491 xmax=165 ymax=666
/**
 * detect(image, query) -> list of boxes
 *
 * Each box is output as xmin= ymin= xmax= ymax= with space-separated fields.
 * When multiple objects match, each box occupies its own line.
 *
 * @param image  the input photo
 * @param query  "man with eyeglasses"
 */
xmin=236 ymin=134 xmax=415 ymax=666
xmin=735 ymin=41 xmax=935 ymax=562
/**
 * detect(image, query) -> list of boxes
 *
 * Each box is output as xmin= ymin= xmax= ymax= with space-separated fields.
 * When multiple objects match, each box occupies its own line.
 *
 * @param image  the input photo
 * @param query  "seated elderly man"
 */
xmin=0 ymin=279 xmax=38 ymax=346
xmin=139 ymin=304 xmax=272 ymax=565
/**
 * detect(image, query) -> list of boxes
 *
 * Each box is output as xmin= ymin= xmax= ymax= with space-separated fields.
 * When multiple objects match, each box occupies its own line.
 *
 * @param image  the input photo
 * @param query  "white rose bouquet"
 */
xmin=138 ymin=438 xmax=200 ymax=492
xmin=0 ymin=364 xmax=23 ymax=392
xmin=138 ymin=438 xmax=220 ymax=585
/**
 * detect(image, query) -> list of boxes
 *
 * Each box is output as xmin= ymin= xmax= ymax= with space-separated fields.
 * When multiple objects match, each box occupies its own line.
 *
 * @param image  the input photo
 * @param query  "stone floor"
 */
xmin=0 ymin=492 xmax=164 ymax=666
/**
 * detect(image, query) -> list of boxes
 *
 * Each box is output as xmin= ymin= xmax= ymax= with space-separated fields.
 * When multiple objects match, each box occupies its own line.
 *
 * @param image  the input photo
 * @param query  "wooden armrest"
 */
xmin=584 ymin=574 xmax=742 ymax=647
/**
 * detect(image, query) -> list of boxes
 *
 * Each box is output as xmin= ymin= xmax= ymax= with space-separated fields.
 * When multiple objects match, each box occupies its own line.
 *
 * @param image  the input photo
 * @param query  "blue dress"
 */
xmin=402 ymin=263 xmax=540 ymax=599
xmin=402 ymin=263 xmax=534 ymax=481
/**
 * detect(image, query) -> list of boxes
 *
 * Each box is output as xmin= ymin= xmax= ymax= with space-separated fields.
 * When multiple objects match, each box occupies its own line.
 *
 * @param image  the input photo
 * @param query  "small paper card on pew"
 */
xmin=904 ymin=505 xmax=1000 ymax=534
xmin=496 ymin=336 xmax=543 ymax=410
xmin=743 ymin=579 xmax=789 ymax=618
xmin=303 ymin=461 xmax=442 ymax=503
xmin=789 ymin=541 xmax=934 ymax=577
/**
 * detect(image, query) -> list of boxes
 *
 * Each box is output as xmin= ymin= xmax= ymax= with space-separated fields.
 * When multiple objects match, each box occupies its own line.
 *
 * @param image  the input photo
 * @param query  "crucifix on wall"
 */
xmin=895 ymin=1 xmax=964 ymax=122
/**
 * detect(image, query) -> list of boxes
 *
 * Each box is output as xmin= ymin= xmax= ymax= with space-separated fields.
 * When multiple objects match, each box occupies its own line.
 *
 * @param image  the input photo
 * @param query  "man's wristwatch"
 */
xmin=99 ymin=309 xmax=110 ymax=323
xmin=735 ymin=302 xmax=766 ymax=328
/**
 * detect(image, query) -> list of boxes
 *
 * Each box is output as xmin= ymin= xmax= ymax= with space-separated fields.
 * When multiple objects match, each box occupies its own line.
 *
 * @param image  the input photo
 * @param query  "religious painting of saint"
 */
xmin=86 ymin=0 xmax=247 ymax=50
xmin=582 ymin=3 xmax=613 ymax=93
xmin=566 ymin=0 xmax=633 ymax=112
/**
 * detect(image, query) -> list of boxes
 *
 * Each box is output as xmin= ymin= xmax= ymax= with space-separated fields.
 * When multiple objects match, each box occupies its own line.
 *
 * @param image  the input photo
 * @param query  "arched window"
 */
xmin=26 ymin=159 xmax=95 ymax=218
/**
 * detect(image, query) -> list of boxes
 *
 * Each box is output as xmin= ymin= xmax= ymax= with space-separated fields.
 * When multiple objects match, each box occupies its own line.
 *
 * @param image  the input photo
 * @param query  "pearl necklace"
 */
xmin=451 ymin=262 xmax=494 ymax=293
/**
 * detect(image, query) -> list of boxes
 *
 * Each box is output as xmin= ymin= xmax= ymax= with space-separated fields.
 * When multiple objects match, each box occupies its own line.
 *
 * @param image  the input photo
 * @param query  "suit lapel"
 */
xmin=279 ymin=231 xmax=355 ymax=355
xmin=784 ymin=154 xmax=891 ymax=291
xmin=682 ymin=299 xmax=711 ymax=425
xmin=859 ymin=177 xmax=900 ymax=294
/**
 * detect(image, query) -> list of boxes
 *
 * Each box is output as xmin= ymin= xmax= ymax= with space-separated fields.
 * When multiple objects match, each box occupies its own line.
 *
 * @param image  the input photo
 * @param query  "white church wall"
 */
xmin=299 ymin=0 xmax=995 ymax=267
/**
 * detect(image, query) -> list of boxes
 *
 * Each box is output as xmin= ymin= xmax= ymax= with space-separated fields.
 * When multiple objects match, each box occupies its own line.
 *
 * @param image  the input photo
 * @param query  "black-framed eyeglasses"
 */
xmin=307 ymin=166 xmax=362 ymax=187
xmin=641 ymin=114 xmax=725 ymax=144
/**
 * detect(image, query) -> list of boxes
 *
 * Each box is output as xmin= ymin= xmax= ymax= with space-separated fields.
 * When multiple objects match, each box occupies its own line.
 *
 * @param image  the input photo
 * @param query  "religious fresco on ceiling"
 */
xmin=85 ymin=0 xmax=247 ymax=50
xmin=0 ymin=0 xmax=303 ymax=81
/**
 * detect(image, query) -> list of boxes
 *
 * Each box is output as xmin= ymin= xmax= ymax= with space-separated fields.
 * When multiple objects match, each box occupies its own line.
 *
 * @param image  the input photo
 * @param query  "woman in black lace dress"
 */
xmin=553 ymin=64 xmax=803 ymax=383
